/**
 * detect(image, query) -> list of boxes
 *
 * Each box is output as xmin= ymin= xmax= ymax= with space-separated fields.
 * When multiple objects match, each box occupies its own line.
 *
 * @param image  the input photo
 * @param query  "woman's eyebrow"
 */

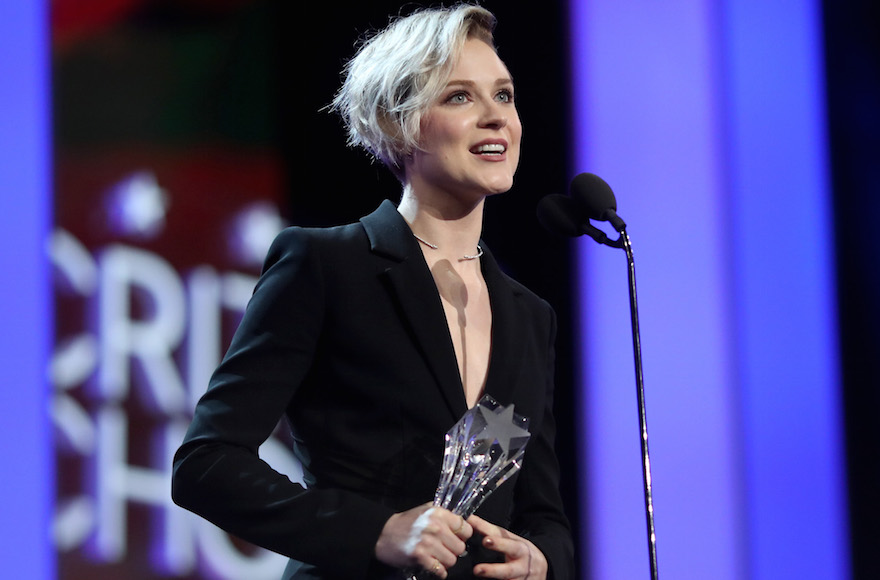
xmin=444 ymin=77 xmax=515 ymax=87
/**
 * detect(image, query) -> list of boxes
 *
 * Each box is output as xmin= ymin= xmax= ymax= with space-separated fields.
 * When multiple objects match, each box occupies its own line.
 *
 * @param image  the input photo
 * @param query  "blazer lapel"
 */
xmin=480 ymin=245 xmax=527 ymax=407
xmin=361 ymin=201 xmax=468 ymax=420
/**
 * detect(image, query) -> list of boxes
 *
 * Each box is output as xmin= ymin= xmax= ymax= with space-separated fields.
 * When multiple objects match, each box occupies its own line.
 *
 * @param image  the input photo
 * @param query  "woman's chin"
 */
xmin=483 ymin=178 xmax=515 ymax=196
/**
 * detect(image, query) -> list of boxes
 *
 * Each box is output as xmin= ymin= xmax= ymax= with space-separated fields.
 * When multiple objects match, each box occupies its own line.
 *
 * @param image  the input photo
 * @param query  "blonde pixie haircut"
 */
xmin=331 ymin=4 xmax=496 ymax=181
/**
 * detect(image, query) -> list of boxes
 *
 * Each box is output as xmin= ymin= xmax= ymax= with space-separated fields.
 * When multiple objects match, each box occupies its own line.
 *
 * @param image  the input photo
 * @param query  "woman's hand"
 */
xmin=468 ymin=514 xmax=547 ymax=580
xmin=375 ymin=503 xmax=473 ymax=579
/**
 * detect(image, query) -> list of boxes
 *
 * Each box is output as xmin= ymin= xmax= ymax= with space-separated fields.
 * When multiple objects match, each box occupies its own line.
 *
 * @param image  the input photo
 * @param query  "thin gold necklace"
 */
xmin=413 ymin=234 xmax=483 ymax=261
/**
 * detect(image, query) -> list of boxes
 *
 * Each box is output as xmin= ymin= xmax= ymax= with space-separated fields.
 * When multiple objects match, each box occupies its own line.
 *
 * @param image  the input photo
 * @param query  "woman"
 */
xmin=172 ymin=4 xmax=574 ymax=579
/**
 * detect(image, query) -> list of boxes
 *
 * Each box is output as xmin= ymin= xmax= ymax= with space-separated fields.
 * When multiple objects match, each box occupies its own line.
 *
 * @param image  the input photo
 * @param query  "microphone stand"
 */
xmin=596 ymin=227 xmax=659 ymax=580
xmin=538 ymin=191 xmax=659 ymax=578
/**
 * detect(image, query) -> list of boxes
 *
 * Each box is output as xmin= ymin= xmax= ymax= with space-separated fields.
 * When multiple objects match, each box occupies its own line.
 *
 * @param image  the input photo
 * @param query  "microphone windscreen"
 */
xmin=537 ymin=194 xmax=583 ymax=237
xmin=570 ymin=173 xmax=616 ymax=221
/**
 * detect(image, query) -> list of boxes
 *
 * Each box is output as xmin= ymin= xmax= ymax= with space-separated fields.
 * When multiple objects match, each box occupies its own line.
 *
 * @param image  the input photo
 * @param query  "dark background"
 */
xmin=823 ymin=2 xmax=880 ymax=579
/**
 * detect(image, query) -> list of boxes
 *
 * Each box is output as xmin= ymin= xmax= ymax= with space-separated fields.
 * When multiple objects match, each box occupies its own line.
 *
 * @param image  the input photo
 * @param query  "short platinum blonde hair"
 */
xmin=330 ymin=4 xmax=496 ymax=180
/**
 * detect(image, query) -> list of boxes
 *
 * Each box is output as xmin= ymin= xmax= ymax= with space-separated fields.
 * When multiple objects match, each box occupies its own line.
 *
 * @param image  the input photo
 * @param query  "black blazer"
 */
xmin=172 ymin=200 xmax=574 ymax=579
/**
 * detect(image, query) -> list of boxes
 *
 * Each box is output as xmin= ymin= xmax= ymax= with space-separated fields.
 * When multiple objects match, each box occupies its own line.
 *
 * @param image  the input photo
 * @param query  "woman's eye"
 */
xmin=496 ymin=89 xmax=514 ymax=103
xmin=447 ymin=92 xmax=468 ymax=104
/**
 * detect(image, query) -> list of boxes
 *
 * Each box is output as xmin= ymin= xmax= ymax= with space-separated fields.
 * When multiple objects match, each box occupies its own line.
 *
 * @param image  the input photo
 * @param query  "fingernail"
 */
xmin=484 ymin=537 xmax=494 ymax=547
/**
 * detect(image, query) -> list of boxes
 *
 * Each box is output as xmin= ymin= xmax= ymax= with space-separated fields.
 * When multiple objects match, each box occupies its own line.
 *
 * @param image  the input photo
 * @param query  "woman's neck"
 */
xmin=397 ymin=184 xmax=485 ymax=263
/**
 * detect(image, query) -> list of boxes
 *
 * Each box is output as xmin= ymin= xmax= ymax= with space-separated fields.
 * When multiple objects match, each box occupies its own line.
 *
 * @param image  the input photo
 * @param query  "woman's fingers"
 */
xmin=409 ymin=508 xmax=468 ymax=567
xmin=483 ymin=534 xmax=528 ymax=556
xmin=467 ymin=513 xmax=502 ymax=537
xmin=467 ymin=514 xmax=547 ymax=580
xmin=376 ymin=505 xmax=473 ymax=577
xmin=451 ymin=513 xmax=473 ymax=541
xmin=425 ymin=508 xmax=472 ymax=553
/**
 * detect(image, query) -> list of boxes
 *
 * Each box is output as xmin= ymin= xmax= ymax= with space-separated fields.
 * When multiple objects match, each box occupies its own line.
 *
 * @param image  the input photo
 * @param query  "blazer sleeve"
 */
xmin=171 ymin=227 xmax=395 ymax=577
xmin=510 ymin=305 xmax=575 ymax=580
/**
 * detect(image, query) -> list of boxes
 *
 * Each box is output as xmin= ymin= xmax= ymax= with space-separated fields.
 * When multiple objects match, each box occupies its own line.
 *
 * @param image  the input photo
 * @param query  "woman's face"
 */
xmin=406 ymin=38 xmax=522 ymax=202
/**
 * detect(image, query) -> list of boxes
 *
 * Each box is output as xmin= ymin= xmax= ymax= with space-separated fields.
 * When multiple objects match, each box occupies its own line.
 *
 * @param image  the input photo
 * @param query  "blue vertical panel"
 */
xmin=570 ymin=1 xmax=744 ymax=578
xmin=572 ymin=0 xmax=850 ymax=579
xmin=721 ymin=1 xmax=850 ymax=578
xmin=0 ymin=0 xmax=53 ymax=578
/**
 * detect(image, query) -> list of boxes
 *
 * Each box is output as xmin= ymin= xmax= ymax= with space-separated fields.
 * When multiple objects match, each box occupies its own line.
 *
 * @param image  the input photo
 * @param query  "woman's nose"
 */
xmin=478 ymin=99 xmax=509 ymax=129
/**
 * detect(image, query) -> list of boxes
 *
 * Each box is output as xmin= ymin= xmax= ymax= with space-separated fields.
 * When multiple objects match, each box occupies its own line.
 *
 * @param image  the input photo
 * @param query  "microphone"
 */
xmin=569 ymin=172 xmax=626 ymax=232
xmin=536 ymin=193 xmax=609 ymax=244
xmin=536 ymin=173 xmax=625 ymax=244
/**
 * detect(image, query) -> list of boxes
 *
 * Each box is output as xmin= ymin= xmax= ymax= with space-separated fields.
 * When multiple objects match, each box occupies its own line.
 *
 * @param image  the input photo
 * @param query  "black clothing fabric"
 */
xmin=172 ymin=200 xmax=574 ymax=579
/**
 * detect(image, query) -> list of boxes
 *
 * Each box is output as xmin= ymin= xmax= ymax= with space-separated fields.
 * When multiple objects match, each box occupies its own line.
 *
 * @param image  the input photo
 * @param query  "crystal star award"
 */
xmin=408 ymin=394 xmax=531 ymax=579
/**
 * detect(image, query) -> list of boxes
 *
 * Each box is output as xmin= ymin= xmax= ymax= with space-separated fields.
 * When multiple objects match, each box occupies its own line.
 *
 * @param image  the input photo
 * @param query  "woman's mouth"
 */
xmin=471 ymin=143 xmax=507 ymax=156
